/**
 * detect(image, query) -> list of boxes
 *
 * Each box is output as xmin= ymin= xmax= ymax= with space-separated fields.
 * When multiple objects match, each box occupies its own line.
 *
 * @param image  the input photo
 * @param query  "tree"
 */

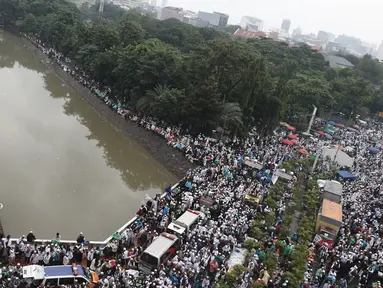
xmin=4 ymin=0 xmax=383 ymax=136
xmin=222 ymin=25 xmax=241 ymax=34
xmin=286 ymin=72 xmax=333 ymax=114
xmin=16 ymin=13 xmax=39 ymax=34
xmin=220 ymin=102 xmax=243 ymax=131
xmin=119 ymin=18 xmax=145 ymax=45
xmin=136 ymin=84 xmax=186 ymax=125
xmin=332 ymin=75 xmax=374 ymax=116
xmin=112 ymin=39 xmax=182 ymax=103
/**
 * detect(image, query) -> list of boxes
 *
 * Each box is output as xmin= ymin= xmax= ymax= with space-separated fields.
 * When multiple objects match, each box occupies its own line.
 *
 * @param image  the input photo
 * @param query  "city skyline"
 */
xmin=169 ymin=0 xmax=381 ymax=46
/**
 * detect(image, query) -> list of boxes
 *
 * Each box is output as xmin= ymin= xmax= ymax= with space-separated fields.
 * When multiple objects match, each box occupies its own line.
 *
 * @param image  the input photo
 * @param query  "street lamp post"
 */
xmin=302 ymin=105 xmax=317 ymax=137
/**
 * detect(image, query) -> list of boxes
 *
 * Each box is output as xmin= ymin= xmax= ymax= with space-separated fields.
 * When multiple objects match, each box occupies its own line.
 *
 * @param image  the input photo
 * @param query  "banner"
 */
xmin=243 ymin=159 xmax=263 ymax=170
xmin=313 ymin=234 xmax=322 ymax=244
xmin=274 ymin=169 xmax=293 ymax=180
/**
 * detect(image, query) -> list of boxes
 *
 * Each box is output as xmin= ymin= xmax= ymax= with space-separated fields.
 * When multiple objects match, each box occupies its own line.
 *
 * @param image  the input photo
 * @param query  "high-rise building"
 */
xmin=292 ymin=26 xmax=302 ymax=36
xmin=240 ymin=16 xmax=263 ymax=32
xmin=376 ymin=41 xmax=383 ymax=61
xmin=161 ymin=6 xmax=183 ymax=21
xmin=197 ymin=11 xmax=229 ymax=28
xmin=317 ymin=31 xmax=336 ymax=44
xmin=214 ymin=12 xmax=229 ymax=28
xmin=281 ymin=19 xmax=291 ymax=34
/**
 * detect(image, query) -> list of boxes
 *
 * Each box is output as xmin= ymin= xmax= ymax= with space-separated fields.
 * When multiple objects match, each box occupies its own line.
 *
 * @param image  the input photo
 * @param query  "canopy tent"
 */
xmin=336 ymin=170 xmax=357 ymax=180
xmin=281 ymin=139 xmax=294 ymax=145
xmin=328 ymin=121 xmax=337 ymax=126
xmin=298 ymin=148 xmax=309 ymax=156
xmin=288 ymin=134 xmax=298 ymax=140
xmin=368 ymin=147 xmax=380 ymax=154
xmin=327 ymin=125 xmax=338 ymax=132
xmin=322 ymin=128 xmax=333 ymax=134
xmin=316 ymin=130 xmax=325 ymax=136
xmin=323 ymin=147 xmax=354 ymax=167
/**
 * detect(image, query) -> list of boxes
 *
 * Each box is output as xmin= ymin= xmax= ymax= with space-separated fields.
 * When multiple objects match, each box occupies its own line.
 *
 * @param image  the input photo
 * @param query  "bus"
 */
xmin=315 ymin=199 xmax=342 ymax=249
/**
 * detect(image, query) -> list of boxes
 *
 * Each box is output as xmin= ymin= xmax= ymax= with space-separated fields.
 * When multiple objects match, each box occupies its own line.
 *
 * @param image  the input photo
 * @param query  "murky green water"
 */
xmin=0 ymin=31 xmax=174 ymax=241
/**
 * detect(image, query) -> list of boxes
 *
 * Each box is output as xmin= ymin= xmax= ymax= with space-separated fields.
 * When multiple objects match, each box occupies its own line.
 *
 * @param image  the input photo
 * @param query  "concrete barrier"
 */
xmin=10 ymin=181 xmax=182 ymax=248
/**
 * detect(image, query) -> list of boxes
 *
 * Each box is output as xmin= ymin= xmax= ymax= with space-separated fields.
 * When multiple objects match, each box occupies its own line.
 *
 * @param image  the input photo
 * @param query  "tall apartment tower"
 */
xmin=281 ymin=19 xmax=291 ymax=34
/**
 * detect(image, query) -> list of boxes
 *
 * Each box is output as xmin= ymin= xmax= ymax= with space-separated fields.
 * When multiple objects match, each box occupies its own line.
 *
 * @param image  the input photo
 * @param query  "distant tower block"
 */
xmin=99 ymin=0 xmax=105 ymax=12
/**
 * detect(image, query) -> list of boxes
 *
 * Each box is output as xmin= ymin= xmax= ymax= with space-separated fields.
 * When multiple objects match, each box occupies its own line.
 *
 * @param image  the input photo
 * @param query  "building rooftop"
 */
xmin=325 ymin=55 xmax=354 ymax=68
xmin=233 ymin=29 xmax=266 ymax=39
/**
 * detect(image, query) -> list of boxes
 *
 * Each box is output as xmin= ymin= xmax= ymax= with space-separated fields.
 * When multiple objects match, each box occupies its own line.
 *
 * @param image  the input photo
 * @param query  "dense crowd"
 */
xmin=1 ymin=34 xmax=379 ymax=288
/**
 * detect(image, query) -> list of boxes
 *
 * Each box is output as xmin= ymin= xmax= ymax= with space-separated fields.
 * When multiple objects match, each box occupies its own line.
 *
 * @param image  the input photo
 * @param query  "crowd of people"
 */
xmin=0 ymin=34 xmax=378 ymax=288
xmin=307 ymin=129 xmax=383 ymax=288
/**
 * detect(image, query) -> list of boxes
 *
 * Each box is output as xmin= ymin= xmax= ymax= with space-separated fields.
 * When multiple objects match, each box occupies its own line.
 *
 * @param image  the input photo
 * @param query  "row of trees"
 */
xmin=2 ymin=0 xmax=383 ymax=134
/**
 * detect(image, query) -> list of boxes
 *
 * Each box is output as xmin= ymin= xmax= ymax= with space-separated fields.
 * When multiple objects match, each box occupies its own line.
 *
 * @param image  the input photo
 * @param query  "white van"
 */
xmin=167 ymin=209 xmax=205 ymax=235
xmin=139 ymin=232 xmax=179 ymax=273
xmin=22 ymin=264 xmax=99 ymax=287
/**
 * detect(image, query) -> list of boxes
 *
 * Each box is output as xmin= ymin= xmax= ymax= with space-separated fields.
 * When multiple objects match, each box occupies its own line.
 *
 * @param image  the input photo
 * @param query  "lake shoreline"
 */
xmin=19 ymin=36 xmax=197 ymax=181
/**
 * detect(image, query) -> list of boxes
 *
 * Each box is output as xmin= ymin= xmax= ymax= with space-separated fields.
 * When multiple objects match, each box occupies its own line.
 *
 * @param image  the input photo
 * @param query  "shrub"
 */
xmin=263 ymin=251 xmax=278 ymax=274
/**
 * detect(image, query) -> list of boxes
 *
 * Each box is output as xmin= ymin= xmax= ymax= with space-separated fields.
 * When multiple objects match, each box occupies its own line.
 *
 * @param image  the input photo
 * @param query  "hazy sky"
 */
xmin=169 ymin=0 xmax=382 ymax=45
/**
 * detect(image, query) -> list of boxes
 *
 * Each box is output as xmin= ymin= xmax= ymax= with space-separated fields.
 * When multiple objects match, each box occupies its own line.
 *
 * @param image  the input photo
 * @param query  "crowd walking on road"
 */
xmin=0 ymin=34 xmax=380 ymax=288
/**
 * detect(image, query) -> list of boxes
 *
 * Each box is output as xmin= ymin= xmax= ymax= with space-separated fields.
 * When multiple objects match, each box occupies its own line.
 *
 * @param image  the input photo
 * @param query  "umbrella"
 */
xmin=368 ymin=147 xmax=380 ymax=154
xmin=322 ymin=128 xmax=333 ymax=134
xmin=328 ymin=121 xmax=337 ymax=126
xmin=281 ymin=139 xmax=294 ymax=145
xmin=288 ymin=134 xmax=298 ymax=140
xmin=298 ymin=148 xmax=309 ymax=155
xmin=325 ymin=134 xmax=333 ymax=140
xmin=280 ymin=122 xmax=289 ymax=127
xmin=287 ymin=125 xmax=296 ymax=131
xmin=316 ymin=130 xmax=325 ymax=136
xmin=352 ymin=125 xmax=360 ymax=130
xmin=336 ymin=123 xmax=345 ymax=128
